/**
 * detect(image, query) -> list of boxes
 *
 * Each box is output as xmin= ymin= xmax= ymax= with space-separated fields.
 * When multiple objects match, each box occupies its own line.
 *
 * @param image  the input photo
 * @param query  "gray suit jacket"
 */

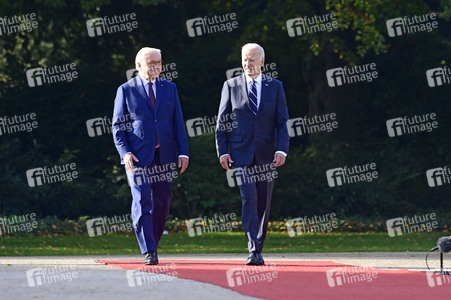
xmin=215 ymin=73 xmax=290 ymax=167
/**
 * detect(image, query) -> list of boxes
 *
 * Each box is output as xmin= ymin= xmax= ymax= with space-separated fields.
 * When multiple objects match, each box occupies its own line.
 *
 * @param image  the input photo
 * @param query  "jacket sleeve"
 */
xmin=215 ymin=81 xmax=232 ymax=158
xmin=112 ymin=85 xmax=131 ymax=160
xmin=173 ymin=84 xmax=190 ymax=157
xmin=275 ymin=82 xmax=290 ymax=155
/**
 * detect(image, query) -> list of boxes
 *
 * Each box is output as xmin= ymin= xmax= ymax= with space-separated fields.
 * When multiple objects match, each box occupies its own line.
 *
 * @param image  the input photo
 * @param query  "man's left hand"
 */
xmin=273 ymin=153 xmax=286 ymax=167
xmin=178 ymin=157 xmax=189 ymax=174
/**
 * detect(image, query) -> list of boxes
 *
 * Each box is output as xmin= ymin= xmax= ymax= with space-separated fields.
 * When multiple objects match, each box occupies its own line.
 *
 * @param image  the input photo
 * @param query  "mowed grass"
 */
xmin=0 ymin=231 xmax=445 ymax=256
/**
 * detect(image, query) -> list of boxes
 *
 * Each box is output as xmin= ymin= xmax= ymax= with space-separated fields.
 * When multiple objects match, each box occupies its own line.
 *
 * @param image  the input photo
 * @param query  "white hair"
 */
xmin=135 ymin=47 xmax=161 ymax=67
xmin=241 ymin=43 xmax=265 ymax=59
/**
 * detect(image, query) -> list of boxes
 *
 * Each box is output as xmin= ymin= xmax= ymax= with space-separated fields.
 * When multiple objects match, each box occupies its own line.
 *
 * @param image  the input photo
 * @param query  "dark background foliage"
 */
xmin=0 ymin=0 xmax=449 ymax=221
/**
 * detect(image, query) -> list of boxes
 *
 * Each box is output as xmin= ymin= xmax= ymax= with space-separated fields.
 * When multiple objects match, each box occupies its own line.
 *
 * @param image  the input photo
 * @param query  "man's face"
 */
xmin=242 ymin=48 xmax=264 ymax=79
xmin=137 ymin=51 xmax=162 ymax=81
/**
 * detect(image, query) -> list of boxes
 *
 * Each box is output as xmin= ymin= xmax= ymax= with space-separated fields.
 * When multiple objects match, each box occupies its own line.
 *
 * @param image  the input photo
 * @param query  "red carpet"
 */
xmin=96 ymin=259 xmax=451 ymax=299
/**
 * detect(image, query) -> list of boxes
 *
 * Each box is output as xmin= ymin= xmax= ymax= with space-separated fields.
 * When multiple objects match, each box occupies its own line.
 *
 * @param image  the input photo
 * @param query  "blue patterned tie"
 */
xmin=248 ymin=80 xmax=258 ymax=115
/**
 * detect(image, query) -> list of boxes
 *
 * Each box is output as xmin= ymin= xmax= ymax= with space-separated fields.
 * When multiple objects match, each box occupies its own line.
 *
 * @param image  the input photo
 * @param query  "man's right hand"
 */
xmin=219 ymin=154 xmax=234 ymax=171
xmin=124 ymin=153 xmax=139 ymax=173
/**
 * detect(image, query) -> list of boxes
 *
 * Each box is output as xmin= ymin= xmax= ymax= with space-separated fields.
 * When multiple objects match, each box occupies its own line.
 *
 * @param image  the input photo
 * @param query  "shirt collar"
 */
xmin=245 ymin=72 xmax=262 ymax=85
xmin=138 ymin=74 xmax=156 ymax=86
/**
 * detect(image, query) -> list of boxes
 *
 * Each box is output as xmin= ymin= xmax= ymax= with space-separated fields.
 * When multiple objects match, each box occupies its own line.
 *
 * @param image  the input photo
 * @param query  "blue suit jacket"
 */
xmin=113 ymin=76 xmax=189 ymax=166
xmin=215 ymin=74 xmax=289 ymax=166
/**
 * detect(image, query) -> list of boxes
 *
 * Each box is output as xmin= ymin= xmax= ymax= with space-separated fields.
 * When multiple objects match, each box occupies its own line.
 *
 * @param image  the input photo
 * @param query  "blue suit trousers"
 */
xmin=125 ymin=150 xmax=172 ymax=254
xmin=238 ymin=164 xmax=275 ymax=253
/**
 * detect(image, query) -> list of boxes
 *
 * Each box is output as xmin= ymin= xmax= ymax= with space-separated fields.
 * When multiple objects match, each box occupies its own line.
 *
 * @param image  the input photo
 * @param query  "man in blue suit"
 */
xmin=113 ymin=47 xmax=189 ymax=265
xmin=216 ymin=43 xmax=290 ymax=265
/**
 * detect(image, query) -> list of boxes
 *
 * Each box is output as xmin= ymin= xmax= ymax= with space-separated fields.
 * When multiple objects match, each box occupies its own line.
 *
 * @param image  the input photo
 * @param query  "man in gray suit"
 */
xmin=215 ymin=43 xmax=290 ymax=265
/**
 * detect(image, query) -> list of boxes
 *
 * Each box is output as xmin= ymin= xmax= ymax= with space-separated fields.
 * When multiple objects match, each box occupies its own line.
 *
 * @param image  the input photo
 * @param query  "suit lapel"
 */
xmin=239 ymin=73 xmax=270 ymax=117
xmin=258 ymin=74 xmax=270 ymax=116
xmin=238 ymin=74 xmax=248 ymax=100
xmin=134 ymin=76 xmax=153 ymax=111
xmin=238 ymin=74 xmax=255 ymax=116
xmin=155 ymin=77 xmax=164 ymax=114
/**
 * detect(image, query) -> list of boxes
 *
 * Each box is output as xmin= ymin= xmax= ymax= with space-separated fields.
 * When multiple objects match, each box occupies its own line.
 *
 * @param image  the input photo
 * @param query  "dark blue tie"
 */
xmin=248 ymin=80 xmax=258 ymax=115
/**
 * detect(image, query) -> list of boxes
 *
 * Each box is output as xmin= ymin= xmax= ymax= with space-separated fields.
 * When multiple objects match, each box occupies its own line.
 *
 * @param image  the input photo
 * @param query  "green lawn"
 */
xmin=0 ymin=231 xmax=445 ymax=256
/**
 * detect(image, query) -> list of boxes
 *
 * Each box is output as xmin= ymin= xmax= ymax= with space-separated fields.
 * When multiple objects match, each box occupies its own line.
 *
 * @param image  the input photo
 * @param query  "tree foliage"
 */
xmin=0 ymin=0 xmax=449 ymax=220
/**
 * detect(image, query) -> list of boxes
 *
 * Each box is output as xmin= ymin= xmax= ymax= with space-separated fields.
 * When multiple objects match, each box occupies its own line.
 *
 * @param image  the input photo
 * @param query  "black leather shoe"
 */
xmin=256 ymin=252 xmax=265 ymax=265
xmin=246 ymin=251 xmax=260 ymax=265
xmin=143 ymin=251 xmax=158 ymax=265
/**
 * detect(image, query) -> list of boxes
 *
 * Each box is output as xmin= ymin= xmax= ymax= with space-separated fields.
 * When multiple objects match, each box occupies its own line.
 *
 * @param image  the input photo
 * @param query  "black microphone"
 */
xmin=437 ymin=236 xmax=451 ymax=253
xmin=427 ymin=236 xmax=451 ymax=275
xmin=430 ymin=236 xmax=451 ymax=252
